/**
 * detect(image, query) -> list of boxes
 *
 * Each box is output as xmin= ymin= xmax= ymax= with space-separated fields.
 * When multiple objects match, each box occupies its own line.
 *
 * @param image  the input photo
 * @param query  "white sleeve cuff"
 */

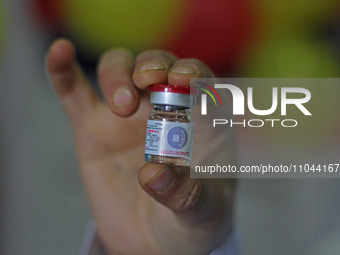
xmin=80 ymin=220 xmax=239 ymax=255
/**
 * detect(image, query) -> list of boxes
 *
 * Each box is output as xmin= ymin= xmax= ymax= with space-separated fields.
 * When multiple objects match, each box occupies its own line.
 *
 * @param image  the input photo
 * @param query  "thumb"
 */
xmin=138 ymin=163 xmax=234 ymax=226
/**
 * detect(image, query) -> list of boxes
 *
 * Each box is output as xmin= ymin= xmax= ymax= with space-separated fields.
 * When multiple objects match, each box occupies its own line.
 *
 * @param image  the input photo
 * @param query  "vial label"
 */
xmin=145 ymin=120 xmax=194 ymax=158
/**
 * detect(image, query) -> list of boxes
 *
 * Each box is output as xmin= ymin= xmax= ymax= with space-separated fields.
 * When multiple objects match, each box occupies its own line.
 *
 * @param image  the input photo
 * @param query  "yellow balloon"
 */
xmin=62 ymin=0 xmax=184 ymax=54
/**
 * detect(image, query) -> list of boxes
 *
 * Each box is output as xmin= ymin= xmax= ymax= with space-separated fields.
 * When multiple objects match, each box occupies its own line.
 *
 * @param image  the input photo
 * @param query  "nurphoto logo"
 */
xmin=195 ymin=82 xmax=312 ymax=128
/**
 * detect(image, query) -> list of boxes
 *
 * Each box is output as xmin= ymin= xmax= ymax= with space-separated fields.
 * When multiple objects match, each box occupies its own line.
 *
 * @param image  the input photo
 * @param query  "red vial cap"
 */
xmin=149 ymin=84 xmax=198 ymax=95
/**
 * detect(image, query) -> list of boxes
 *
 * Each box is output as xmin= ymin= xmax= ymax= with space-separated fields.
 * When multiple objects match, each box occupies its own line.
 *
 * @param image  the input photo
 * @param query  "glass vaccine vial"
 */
xmin=145 ymin=84 xmax=197 ymax=166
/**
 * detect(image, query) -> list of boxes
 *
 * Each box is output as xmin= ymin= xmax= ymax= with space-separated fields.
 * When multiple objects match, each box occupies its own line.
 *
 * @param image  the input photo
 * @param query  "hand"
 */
xmin=46 ymin=39 xmax=235 ymax=255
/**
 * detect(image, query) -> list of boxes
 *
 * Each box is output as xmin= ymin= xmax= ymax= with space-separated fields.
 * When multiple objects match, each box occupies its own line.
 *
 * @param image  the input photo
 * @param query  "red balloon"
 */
xmin=164 ymin=0 xmax=257 ymax=75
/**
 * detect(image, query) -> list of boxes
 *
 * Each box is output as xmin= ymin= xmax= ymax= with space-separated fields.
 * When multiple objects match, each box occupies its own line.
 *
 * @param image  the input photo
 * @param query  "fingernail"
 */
xmin=139 ymin=61 xmax=167 ymax=72
xmin=170 ymin=65 xmax=196 ymax=74
xmin=113 ymin=87 xmax=133 ymax=107
xmin=147 ymin=166 xmax=175 ymax=193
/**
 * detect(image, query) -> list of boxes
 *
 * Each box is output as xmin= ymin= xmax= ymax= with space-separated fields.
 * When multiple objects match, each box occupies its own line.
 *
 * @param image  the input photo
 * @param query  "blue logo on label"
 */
xmin=167 ymin=127 xmax=188 ymax=149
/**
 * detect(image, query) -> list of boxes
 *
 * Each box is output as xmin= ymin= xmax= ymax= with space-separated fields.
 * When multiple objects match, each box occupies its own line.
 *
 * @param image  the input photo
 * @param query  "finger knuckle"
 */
xmin=136 ymin=50 xmax=176 ymax=63
xmin=177 ymin=58 xmax=205 ymax=67
xmin=97 ymin=48 xmax=133 ymax=74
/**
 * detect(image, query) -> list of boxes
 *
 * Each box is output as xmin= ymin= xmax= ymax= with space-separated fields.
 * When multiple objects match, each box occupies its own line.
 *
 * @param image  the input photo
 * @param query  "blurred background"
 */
xmin=1 ymin=0 xmax=340 ymax=254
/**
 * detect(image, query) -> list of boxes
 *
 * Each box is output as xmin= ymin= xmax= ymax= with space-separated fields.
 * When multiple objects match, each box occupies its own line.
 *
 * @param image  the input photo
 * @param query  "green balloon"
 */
xmin=243 ymin=36 xmax=340 ymax=143
xmin=244 ymin=36 xmax=339 ymax=77
xmin=261 ymin=0 xmax=339 ymax=27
